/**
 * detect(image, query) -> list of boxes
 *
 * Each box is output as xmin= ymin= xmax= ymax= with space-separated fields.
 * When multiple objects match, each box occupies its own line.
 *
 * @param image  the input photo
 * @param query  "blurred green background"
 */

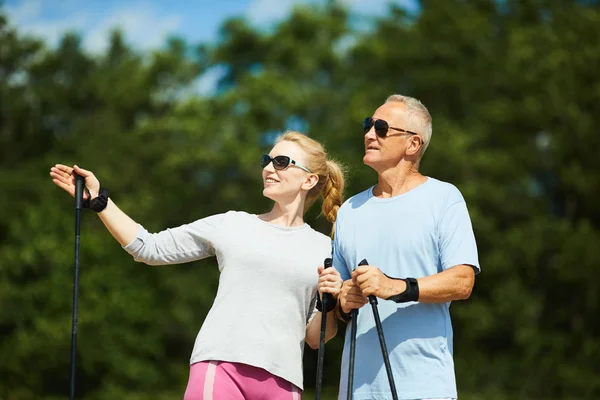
xmin=1 ymin=0 xmax=599 ymax=399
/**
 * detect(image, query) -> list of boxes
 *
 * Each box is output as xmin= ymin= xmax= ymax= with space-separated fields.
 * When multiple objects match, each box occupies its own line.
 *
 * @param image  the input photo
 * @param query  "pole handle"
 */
xmin=74 ymin=172 xmax=85 ymax=210
xmin=357 ymin=259 xmax=379 ymax=305
xmin=321 ymin=257 xmax=334 ymax=305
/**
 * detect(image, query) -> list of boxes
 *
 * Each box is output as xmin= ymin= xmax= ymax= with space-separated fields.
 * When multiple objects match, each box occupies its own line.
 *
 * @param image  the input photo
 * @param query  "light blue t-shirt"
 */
xmin=333 ymin=177 xmax=480 ymax=400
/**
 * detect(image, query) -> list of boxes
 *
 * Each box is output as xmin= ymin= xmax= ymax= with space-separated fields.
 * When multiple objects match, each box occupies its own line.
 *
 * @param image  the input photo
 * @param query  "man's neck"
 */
xmin=373 ymin=163 xmax=427 ymax=198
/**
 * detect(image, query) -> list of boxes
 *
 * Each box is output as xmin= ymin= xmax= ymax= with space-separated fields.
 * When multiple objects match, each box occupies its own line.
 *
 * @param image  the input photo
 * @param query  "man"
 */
xmin=332 ymin=94 xmax=480 ymax=400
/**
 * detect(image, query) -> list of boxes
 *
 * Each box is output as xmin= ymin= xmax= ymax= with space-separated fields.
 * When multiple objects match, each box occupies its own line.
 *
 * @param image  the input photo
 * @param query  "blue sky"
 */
xmin=3 ymin=0 xmax=417 ymax=94
xmin=4 ymin=0 xmax=418 ymax=53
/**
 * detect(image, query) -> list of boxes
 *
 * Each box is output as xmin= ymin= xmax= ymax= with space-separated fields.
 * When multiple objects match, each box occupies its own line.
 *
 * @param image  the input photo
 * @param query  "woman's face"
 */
xmin=262 ymin=140 xmax=313 ymax=204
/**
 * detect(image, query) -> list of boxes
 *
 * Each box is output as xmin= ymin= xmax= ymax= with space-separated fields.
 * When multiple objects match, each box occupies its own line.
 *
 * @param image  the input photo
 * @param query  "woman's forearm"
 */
xmin=97 ymin=199 xmax=140 ymax=246
xmin=305 ymin=310 xmax=338 ymax=349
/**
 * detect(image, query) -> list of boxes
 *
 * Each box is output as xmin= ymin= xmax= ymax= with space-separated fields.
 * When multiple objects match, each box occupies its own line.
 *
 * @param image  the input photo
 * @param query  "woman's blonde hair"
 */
xmin=275 ymin=131 xmax=346 ymax=237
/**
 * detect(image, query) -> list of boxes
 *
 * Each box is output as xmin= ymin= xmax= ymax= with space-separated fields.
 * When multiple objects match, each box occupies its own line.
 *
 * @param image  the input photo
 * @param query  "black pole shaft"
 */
xmin=70 ymin=173 xmax=84 ymax=400
xmin=315 ymin=258 xmax=333 ymax=400
xmin=347 ymin=308 xmax=358 ymax=400
xmin=69 ymin=209 xmax=81 ymax=400
xmin=347 ymin=259 xmax=369 ymax=400
xmin=315 ymin=303 xmax=327 ymax=399
xmin=368 ymin=295 xmax=399 ymax=400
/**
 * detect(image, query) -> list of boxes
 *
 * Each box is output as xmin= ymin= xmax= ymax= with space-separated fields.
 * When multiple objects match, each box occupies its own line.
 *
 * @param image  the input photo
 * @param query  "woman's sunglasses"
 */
xmin=363 ymin=117 xmax=420 ymax=139
xmin=261 ymin=154 xmax=311 ymax=173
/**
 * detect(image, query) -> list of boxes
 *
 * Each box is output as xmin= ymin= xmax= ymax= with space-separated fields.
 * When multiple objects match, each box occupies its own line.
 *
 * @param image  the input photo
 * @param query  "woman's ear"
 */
xmin=302 ymin=174 xmax=319 ymax=191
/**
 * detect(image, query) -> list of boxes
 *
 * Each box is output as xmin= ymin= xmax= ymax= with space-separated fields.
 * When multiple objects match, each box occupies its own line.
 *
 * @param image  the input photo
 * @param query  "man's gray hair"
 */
xmin=385 ymin=94 xmax=432 ymax=156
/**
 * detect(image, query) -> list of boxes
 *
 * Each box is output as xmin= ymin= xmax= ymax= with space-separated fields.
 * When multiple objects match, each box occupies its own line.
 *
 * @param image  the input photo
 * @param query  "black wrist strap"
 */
xmin=315 ymin=292 xmax=336 ymax=313
xmin=386 ymin=276 xmax=419 ymax=303
xmin=335 ymin=299 xmax=352 ymax=322
xmin=83 ymin=187 xmax=109 ymax=212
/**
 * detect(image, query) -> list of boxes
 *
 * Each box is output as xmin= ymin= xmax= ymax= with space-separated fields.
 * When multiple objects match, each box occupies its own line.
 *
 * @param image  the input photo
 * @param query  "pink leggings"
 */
xmin=183 ymin=361 xmax=301 ymax=400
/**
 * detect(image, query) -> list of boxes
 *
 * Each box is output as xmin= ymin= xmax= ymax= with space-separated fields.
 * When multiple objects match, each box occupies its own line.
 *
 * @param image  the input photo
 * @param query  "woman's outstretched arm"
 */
xmin=50 ymin=164 xmax=139 ymax=246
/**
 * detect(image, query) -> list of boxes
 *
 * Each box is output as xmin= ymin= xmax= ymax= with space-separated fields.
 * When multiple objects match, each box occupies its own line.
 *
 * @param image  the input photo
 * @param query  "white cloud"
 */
xmin=5 ymin=1 xmax=182 ymax=53
xmin=4 ymin=0 xmax=417 ymax=54
xmin=246 ymin=0 xmax=319 ymax=26
xmin=5 ymin=0 xmax=43 ymax=21
xmin=5 ymin=0 xmax=89 ymax=46
xmin=245 ymin=0 xmax=418 ymax=27
xmin=348 ymin=0 xmax=419 ymax=15
xmin=193 ymin=65 xmax=229 ymax=96
xmin=83 ymin=5 xmax=181 ymax=53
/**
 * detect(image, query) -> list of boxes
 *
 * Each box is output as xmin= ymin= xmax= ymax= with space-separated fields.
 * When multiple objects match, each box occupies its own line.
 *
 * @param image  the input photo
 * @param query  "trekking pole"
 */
xmin=362 ymin=258 xmax=399 ymax=400
xmin=347 ymin=259 xmax=368 ymax=400
xmin=315 ymin=257 xmax=333 ymax=400
xmin=69 ymin=172 xmax=85 ymax=400
xmin=348 ymin=259 xmax=400 ymax=399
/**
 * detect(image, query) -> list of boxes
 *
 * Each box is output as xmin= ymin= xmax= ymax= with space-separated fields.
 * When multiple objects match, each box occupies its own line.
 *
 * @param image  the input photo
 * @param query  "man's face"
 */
xmin=363 ymin=102 xmax=413 ymax=171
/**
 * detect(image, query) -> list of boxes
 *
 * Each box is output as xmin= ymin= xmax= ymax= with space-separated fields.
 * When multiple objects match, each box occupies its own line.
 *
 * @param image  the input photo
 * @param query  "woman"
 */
xmin=50 ymin=131 xmax=345 ymax=399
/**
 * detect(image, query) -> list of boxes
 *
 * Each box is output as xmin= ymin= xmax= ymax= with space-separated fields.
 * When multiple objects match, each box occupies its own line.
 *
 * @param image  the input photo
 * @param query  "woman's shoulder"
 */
xmin=304 ymin=225 xmax=333 ymax=247
xmin=299 ymin=228 xmax=332 ymax=261
xmin=187 ymin=210 xmax=252 ymax=229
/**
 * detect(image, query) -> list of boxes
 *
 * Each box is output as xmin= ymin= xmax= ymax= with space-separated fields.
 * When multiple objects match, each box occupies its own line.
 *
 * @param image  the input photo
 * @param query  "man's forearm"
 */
xmin=390 ymin=264 xmax=475 ymax=303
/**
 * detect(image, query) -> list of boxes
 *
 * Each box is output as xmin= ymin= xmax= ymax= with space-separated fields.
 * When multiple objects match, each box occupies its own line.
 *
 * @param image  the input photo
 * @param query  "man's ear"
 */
xmin=302 ymin=174 xmax=319 ymax=191
xmin=405 ymin=136 xmax=422 ymax=157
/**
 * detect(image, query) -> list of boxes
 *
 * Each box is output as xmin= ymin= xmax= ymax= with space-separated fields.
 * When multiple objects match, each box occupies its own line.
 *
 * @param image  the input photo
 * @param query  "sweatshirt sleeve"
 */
xmin=122 ymin=213 xmax=225 ymax=266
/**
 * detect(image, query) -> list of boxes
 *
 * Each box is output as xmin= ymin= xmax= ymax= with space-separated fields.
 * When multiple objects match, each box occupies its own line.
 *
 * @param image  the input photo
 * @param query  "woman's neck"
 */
xmin=259 ymin=200 xmax=306 ymax=227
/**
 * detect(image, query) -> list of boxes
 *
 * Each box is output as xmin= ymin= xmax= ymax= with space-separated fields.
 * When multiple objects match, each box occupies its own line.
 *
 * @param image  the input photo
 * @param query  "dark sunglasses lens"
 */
xmin=374 ymin=119 xmax=388 ymax=137
xmin=363 ymin=117 xmax=374 ymax=134
xmin=272 ymin=156 xmax=291 ymax=170
xmin=260 ymin=154 xmax=271 ymax=168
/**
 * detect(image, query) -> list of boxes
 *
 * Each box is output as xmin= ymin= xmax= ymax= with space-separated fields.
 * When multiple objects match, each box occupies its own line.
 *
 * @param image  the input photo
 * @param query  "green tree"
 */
xmin=1 ymin=1 xmax=598 ymax=398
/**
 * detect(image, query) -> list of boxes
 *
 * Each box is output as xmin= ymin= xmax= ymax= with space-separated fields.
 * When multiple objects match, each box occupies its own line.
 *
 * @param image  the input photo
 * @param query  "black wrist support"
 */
xmin=316 ymin=292 xmax=337 ymax=313
xmin=386 ymin=276 xmax=419 ymax=303
xmin=84 ymin=187 xmax=109 ymax=212
xmin=335 ymin=300 xmax=352 ymax=322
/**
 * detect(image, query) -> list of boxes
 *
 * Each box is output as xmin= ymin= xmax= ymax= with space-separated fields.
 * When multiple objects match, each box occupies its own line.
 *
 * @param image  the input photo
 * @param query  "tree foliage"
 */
xmin=1 ymin=1 xmax=598 ymax=399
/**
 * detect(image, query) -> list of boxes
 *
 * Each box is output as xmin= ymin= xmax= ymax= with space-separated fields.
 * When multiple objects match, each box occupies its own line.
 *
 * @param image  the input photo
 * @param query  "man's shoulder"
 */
xmin=425 ymin=177 xmax=466 ymax=204
xmin=425 ymin=176 xmax=459 ymax=192
xmin=338 ymin=186 xmax=373 ymax=213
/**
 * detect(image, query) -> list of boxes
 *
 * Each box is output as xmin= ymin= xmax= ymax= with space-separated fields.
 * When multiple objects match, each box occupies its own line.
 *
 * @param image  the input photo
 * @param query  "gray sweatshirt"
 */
xmin=123 ymin=210 xmax=332 ymax=390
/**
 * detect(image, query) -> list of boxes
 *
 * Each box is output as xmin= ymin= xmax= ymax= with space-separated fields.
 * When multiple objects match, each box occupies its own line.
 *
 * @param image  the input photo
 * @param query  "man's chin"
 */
xmin=363 ymin=154 xmax=378 ymax=168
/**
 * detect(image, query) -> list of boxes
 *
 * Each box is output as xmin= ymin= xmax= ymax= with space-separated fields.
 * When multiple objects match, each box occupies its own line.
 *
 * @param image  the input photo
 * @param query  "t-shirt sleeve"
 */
xmin=122 ymin=213 xmax=225 ymax=266
xmin=333 ymin=215 xmax=351 ymax=281
xmin=439 ymin=192 xmax=481 ymax=274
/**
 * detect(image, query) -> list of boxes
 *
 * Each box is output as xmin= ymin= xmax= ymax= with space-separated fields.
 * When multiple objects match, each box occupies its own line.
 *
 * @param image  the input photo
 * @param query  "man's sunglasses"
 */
xmin=261 ymin=154 xmax=311 ymax=173
xmin=363 ymin=117 xmax=420 ymax=139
